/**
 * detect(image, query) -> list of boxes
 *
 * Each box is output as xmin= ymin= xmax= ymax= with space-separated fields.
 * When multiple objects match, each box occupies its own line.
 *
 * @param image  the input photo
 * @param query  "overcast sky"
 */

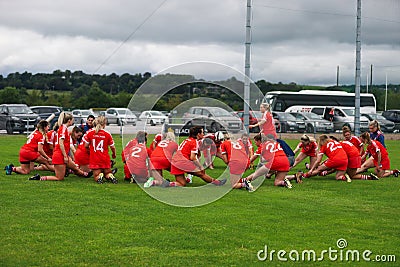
xmin=0 ymin=0 xmax=399 ymax=86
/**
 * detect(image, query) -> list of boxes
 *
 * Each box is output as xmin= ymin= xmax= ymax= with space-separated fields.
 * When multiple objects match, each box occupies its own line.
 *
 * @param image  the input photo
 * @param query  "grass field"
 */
xmin=1 ymin=135 xmax=399 ymax=266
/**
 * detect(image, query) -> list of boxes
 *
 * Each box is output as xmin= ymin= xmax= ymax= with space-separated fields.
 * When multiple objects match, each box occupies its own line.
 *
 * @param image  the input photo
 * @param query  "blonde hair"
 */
xmin=318 ymin=134 xmax=330 ymax=148
xmin=57 ymin=112 xmax=73 ymax=126
xmin=163 ymin=131 xmax=176 ymax=141
xmin=369 ymin=120 xmax=380 ymax=131
xmin=342 ymin=125 xmax=352 ymax=134
xmin=94 ymin=116 xmax=106 ymax=133
xmin=260 ymin=103 xmax=271 ymax=112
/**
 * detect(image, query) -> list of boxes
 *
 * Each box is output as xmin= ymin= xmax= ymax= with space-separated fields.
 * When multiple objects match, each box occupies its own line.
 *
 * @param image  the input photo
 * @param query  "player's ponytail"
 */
xmin=94 ymin=116 xmax=105 ymax=133
xmin=37 ymin=120 xmax=49 ymax=142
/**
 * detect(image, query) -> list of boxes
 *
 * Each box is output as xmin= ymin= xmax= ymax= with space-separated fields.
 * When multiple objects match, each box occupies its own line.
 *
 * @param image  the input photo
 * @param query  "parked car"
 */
xmin=72 ymin=109 xmax=96 ymax=125
xmin=139 ymin=110 xmax=168 ymax=126
xmin=105 ymin=108 xmax=137 ymax=126
xmin=183 ymin=106 xmax=242 ymax=133
xmin=272 ymin=112 xmax=306 ymax=133
xmin=0 ymin=104 xmax=41 ymax=134
xmin=234 ymin=110 xmax=280 ymax=133
xmin=290 ymin=112 xmax=334 ymax=133
xmin=30 ymin=105 xmax=63 ymax=128
xmin=362 ymin=113 xmax=395 ymax=133
xmin=309 ymin=107 xmax=369 ymax=132
xmin=131 ymin=110 xmax=142 ymax=121
xmin=382 ymin=110 xmax=400 ymax=123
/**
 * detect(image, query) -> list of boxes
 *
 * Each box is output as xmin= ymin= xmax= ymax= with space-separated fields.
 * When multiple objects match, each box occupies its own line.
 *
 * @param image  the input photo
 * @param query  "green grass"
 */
xmin=1 ymin=135 xmax=399 ymax=266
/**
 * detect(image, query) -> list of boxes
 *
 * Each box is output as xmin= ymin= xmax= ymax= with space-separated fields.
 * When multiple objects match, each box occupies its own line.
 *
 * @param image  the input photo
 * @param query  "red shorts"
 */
xmin=19 ymin=148 xmax=39 ymax=163
xmin=347 ymin=156 xmax=361 ymax=169
xmin=150 ymin=156 xmax=171 ymax=170
xmin=265 ymin=156 xmax=290 ymax=172
xmin=90 ymin=163 xmax=111 ymax=170
xmin=74 ymin=149 xmax=89 ymax=166
xmin=52 ymin=151 xmax=66 ymax=165
xmin=170 ymin=159 xmax=198 ymax=175
xmin=373 ymin=157 xmax=390 ymax=170
xmin=324 ymin=157 xmax=348 ymax=171
xmin=229 ymin=160 xmax=247 ymax=175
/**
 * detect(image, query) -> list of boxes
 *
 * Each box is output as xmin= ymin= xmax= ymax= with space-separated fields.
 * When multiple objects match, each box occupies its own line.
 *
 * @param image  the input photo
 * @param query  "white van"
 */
xmin=286 ymin=106 xmax=369 ymax=132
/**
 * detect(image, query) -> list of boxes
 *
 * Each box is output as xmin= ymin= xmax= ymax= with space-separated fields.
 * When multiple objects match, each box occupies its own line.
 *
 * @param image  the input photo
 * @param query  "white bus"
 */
xmin=263 ymin=90 xmax=377 ymax=114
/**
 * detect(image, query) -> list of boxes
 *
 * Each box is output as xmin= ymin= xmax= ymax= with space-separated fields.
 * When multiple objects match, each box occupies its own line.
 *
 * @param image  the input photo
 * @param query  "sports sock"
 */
xmin=40 ymin=176 xmax=47 ymax=181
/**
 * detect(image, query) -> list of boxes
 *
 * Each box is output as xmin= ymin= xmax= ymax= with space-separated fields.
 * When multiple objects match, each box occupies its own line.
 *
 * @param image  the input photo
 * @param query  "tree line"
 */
xmin=0 ymin=70 xmax=398 ymax=111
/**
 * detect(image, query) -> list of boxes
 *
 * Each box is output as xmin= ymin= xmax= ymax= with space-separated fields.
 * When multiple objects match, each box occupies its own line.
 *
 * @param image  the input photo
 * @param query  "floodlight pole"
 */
xmin=354 ymin=0 xmax=362 ymax=135
xmin=244 ymin=0 xmax=252 ymax=130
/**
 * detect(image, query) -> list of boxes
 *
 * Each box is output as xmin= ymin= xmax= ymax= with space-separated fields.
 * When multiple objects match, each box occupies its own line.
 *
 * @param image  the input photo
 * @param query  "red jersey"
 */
xmin=366 ymin=140 xmax=389 ymax=162
xmin=220 ymin=140 xmax=247 ymax=162
xmin=126 ymin=143 xmax=149 ymax=171
xmin=261 ymin=111 xmax=277 ymax=139
xmin=319 ymin=140 xmax=347 ymax=160
xmin=348 ymin=136 xmax=364 ymax=154
xmin=53 ymin=124 xmax=71 ymax=156
xmin=298 ymin=141 xmax=318 ymax=157
xmin=150 ymin=139 xmax=178 ymax=161
xmin=261 ymin=140 xmax=290 ymax=171
xmin=22 ymin=130 xmax=45 ymax=152
xmin=84 ymin=129 xmax=115 ymax=169
xmin=43 ymin=130 xmax=56 ymax=157
xmin=340 ymin=141 xmax=360 ymax=159
xmin=175 ymin=137 xmax=199 ymax=160
xmin=237 ymin=138 xmax=253 ymax=156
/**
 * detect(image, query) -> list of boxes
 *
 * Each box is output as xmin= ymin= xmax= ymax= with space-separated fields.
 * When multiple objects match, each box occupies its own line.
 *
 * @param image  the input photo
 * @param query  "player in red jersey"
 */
xmin=198 ymin=131 xmax=224 ymax=170
xmin=5 ymin=120 xmax=54 ymax=175
xmin=357 ymin=132 xmax=399 ymax=178
xmin=244 ymin=134 xmax=292 ymax=188
xmin=29 ymin=112 xmax=92 ymax=181
xmin=301 ymin=135 xmax=349 ymax=181
xmin=237 ymin=133 xmax=254 ymax=169
xmin=84 ymin=116 xmax=117 ymax=184
xmin=170 ymin=126 xmax=226 ymax=187
xmin=220 ymin=135 xmax=253 ymax=191
xmin=144 ymin=132 xmax=179 ymax=187
xmin=125 ymin=131 xmax=150 ymax=183
xmin=122 ymin=131 xmax=150 ymax=181
xmin=292 ymin=134 xmax=318 ymax=169
xmin=74 ymin=127 xmax=94 ymax=173
xmin=249 ymin=104 xmax=277 ymax=139
xmin=148 ymin=133 xmax=162 ymax=156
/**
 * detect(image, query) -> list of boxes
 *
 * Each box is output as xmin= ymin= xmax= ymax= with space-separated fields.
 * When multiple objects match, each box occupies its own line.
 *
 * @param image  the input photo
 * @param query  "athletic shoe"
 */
xmin=344 ymin=173 xmax=352 ymax=183
xmin=4 ymin=164 xmax=14 ymax=175
xmin=111 ymin=168 xmax=118 ymax=175
xmin=144 ymin=177 xmax=155 ymax=188
xmin=244 ymin=179 xmax=254 ymax=192
xmin=295 ymin=171 xmax=303 ymax=183
xmin=393 ymin=169 xmax=399 ymax=177
xmin=97 ymin=173 xmax=104 ymax=184
xmin=29 ymin=174 xmax=40 ymax=180
xmin=186 ymin=174 xmax=193 ymax=184
xmin=369 ymin=173 xmax=379 ymax=180
xmin=283 ymin=178 xmax=292 ymax=189
xmin=305 ymin=162 xmax=310 ymax=170
xmin=108 ymin=174 xmax=118 ymax=184
xmin=212 ymin=178 xmax=227 ymax=186
xmin=84 ymin=171 xmax=93 ymax=178
xmin=130 ymin=175 xmax=136 ymax=184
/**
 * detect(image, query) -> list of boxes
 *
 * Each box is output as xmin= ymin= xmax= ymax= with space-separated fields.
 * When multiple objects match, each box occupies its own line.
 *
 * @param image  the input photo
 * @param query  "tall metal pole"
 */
xmin=244 ymin=0 xmax=252 ymax=130
xmin=370 ymin=64 xmax=373 ymax=91
xmin=354 ymin=0 xmax=362 ymax=135
xmin=336 ymin=65 xmax=339 ymax=87
xmin=385 ymin=73 xmax=388 ymax=111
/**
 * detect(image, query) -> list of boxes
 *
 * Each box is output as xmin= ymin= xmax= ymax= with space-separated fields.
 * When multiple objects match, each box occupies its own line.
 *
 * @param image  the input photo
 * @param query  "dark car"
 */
xmin=382 ymin=110 xmax=400 ymax=123
xmin=30 ymin=106 xmax=63 ymax=129
xmin=0 ymin=104 xmax=41 ymax=134
xmin=272 ymin=112 xmax=306 ymax=133
xmin=234 ymin=110 xmax=280 ymax=133
xmin=362 ymin=113 xmax=395 ymax=133
xmin=290 ymin=112 xmax=334 ymax=133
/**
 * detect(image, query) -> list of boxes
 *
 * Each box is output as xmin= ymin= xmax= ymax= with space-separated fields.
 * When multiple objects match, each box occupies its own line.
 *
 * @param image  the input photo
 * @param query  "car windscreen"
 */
xmin=277 ymin=113 xmax=296 ymax=120
xmin=150 ymin=111 xmax=162 ymax=116
xmin=9 ymin=106 xmax=33 ymax=114
xmin=304 ymin=113 xmax=321 ymax=119
xmin=209 ymin=108 xmax=231 ymax=117
xmin=343 ymin=109 xmax=355 ymax=116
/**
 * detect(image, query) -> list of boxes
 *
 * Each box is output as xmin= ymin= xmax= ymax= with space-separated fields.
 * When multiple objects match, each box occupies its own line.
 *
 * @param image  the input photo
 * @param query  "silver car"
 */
xmin=290 ymin=112 xmax=334 ymax=133
xmin=183 ymin=106 xmax=242 ymax=133
xmin=105 ymin=108 xmax=137 ymax=126
xmin=362 ymin=113 xmax=395 ymax=133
